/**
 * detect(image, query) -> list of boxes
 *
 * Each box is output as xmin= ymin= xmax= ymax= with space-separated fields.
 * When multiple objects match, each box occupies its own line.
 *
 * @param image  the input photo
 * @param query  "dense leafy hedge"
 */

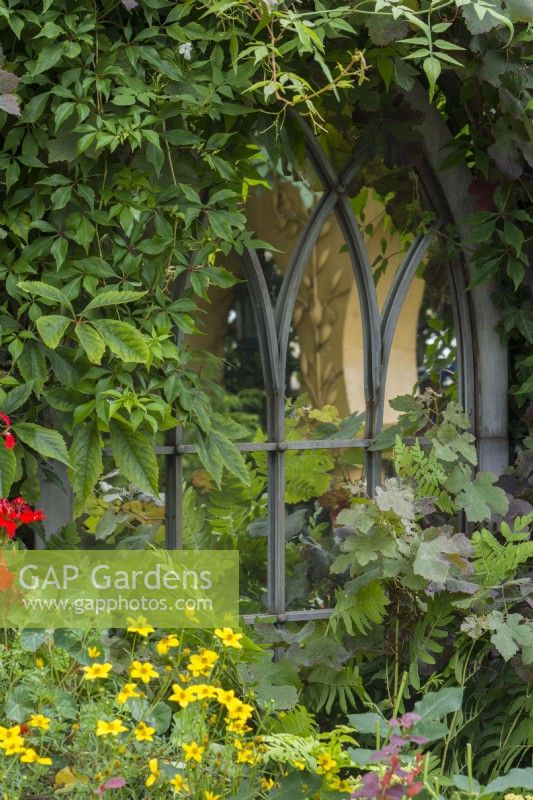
xmin=0 ymin=0 xmax=531 ymax=509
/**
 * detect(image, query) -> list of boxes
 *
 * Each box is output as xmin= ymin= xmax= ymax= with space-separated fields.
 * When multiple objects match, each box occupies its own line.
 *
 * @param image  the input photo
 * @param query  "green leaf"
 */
xmin=0 ymin=446 xmax=17 ymax=496
xmin=451 ymin=471 xmax=509 ymax=522
xmin=413 ymin=687 xmax=464 ymax=722
xmin=109 ymin=419 xmax=158 ymax=494
xmin=51 ymin=235 xmax=68 ymax=268
xmin=209 ymin=429 xmax=251 ymax=485
xmin=91 ymin=319 xmax=149 ymax=363
xmin=51 ymin=689 xmax=77 ymax=720
xmin=33 ymin=44 xmax=63 ymax=74
xmin=75 ymin=323 xmax=106 ymax=365
xmin=13 ymin=422 xmax=70 ymax=466
xmin=348 ymin=712 xmax=386 ymax=734
xmin=490 ymin=624 xmax=519 ymax=661
xmin=483 ymin=768 xmax=533 ymax=796
xmin=5 ymin=686 xmax=34 ymax=722
xmin=36 ymin=314 xmax=70 ymax=349
xmin=19 ymin=629 xmax=49 ymax=652
xmin=423 ymin=56 xmax=441 ymax=100
xmin=83 ymin=288 xmax=147 ymax=312
xmin=18 ymin=280 xmax=73 ymax=312
xmin=503 ymin=219 xmax=524 ymax=254
xmin=69 ymin=419 xmax=103 ymax=504
xmin=17 ymin=341 xmax=48 ymax=387
xmin=2 ymin=381 xmax=35 ymax=414
xmin=255 ymin=683 xmax=299 ymax=710
xmin=453 ymin=775 xmax=481 ymax=794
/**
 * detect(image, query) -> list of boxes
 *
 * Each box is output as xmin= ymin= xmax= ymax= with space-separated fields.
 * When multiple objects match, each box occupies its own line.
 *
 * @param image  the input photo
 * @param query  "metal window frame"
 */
xmin=162 ymin=112 xmax=479 ymax=625
xmin=39 ymin=97 xmax=508 ymax=616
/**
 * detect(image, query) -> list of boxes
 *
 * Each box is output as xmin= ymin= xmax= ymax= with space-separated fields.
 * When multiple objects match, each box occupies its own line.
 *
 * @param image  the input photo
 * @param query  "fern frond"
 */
xmin=330 ymin=580 xmax=389 ymax=637
xmin=307 ymin=663 xmax=364 ymax=714
xmin=394 ymin=437 xmax=453 ymax=512
xmin=267 ymin=705 xmax=318 ymax=737
xmin=408 ymin=595 xmax=455 ymax=690
xmin=471 ymin=527 xmax=533 ymax=586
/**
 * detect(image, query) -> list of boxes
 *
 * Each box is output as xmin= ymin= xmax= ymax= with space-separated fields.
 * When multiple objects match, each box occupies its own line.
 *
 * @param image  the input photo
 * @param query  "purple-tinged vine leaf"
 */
xmin=0 ymin=68 xmax=19 ymax=93
xmin=414 ymin=528 xmax=473 ymax=584
xmin=461 ymin=0 xmax=504 ymax=34
xmin=0 ymin=94 xmax=20 ymax=116
xmin=121 ymin=0 xmax=138 ymax=9
xmin=366 ymin=16 xmax=409 ymax=45
xmin=488 ymin=135 xmax=524 ymax=179
xmin=375 ymin=478 xmax=416 ymax=520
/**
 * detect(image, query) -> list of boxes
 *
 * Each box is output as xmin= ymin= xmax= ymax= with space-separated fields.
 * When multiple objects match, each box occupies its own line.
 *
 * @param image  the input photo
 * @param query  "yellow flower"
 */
xmin=169 ymin=685 xmax=195 ymax=708
xmin=328 ymin=776 xmax=352 ymax=793
xmin=28 ymin=714 xmax=50 ymax=731
xmin=129 ymin=660 xmax=158 ymax=683
xmin=96 ymin=720 xmax=128 ymax=737
xmin=87 ymin=646 xmax=101 ymax=659
xmin=117 ymin=682 xmax=140 ymax=705
xmin=83 ymin=662 xmax=113 ymax=681
xmin=134 ymin=722 xmax=155 ymax=742
xmin=127 ymin=616 xmax=155 ymax=637
xmin=261 ymin=777 xmax=275 ymax=791
xmin=187 ymin=648 xmax=218 ymax=677
xmin=191 ymin=684 xmax=217 ymax=700
xmin=205 ymin=792 xmax=220 ymax=800
xmin=216 ymin=688 xmax=236 ymax=705
xmin=214 ymin=627 xmax=243 ymax=649
xmin=316 ymin=753 xmax=338 ymax=775
xmin=225 ymin=698 xmax=253 ymax=721
xmin=183 ymin=741 xmax=204 ymax=763
xmin=156 ymin=634 xmax=180 ymax=655
xmin=170 ymin=773 xmax=187 ymax=792
xmin=226 ymin=718 xmax=250 ymax=734
xmin=146 ymin=758 xmax=160 ymax=787
xmin=293 ymin=760 xmax=305 ymax=770
xmin=19 ymin=748 xmax=52 ymax=765
xmin=0 ymin=725 xmax=24 ymax=752
xmin=35 ymin=658 xmax=44 ymax=669
xmin=237 ymin=747 xmax=254 ymax=764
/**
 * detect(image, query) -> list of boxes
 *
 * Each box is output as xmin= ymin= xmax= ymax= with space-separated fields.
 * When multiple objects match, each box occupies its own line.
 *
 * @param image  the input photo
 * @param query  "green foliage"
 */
xmin=408 ymin=595 xmax=456 ymax=690
xmin=0 ymin=0 xmax=363 ymax=508
xmin=330 ymin=579 xmax=390 ymax=638
xmin=394 ymin=437 xmax=454 ymax=513
xmin=471 ymin=513 xmax=533 ymax=585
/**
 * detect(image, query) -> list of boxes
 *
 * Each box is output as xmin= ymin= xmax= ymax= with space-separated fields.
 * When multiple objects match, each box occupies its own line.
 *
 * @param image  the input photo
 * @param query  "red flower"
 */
xmin=0 ymin=411 xmax=15 ymax=450
xmin=0 ymin=497 xmax=45 ymax=540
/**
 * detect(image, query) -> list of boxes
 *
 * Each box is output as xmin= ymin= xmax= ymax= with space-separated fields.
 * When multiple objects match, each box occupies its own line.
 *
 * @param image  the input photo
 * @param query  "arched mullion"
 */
xmin=243 ymin=249 xmax=283 ymax=436
xmin=275 ymin=190 xmax=339 ymax=367
xmin=377 ymin=223 xmax=442 ymax=430
xmin=415 ymin=159 xmax=475 ymax=424
xmin=287 ymin=116 xmax=384 ymax=493
xmin=242 ymin=249 xmax=286 ymax=615
xmin=294 ymin=125 xmax=382 ymax=414
xmin=332 ymin=190 xmax=382 ymax=494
